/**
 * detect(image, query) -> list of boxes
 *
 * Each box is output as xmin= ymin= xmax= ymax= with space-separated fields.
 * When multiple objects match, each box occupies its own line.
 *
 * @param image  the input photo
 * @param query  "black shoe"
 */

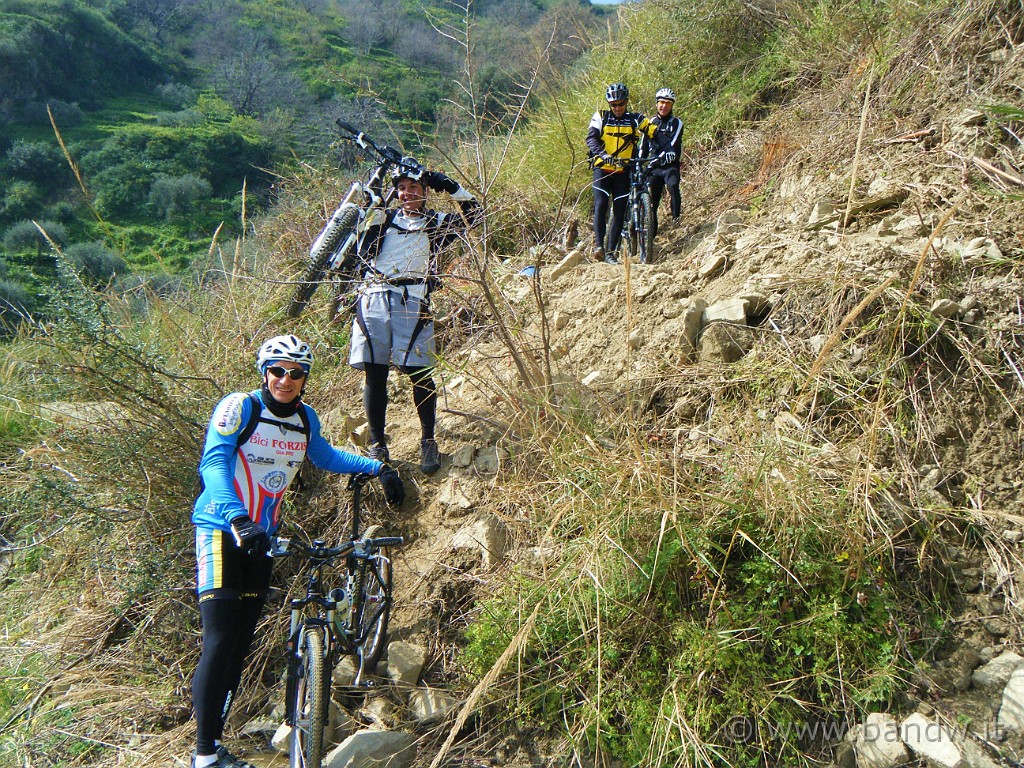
xmin=367 ymin=442 xmax=390 ymax=463
xmin=191 ymin=751 xmax=235 ymax=768
xmin=604 ymin=252 xmax=620 ymax=265
xmin=216 ymin=746 xmax=258 ymax=768
xmin=420 ymin=438 xmax=441 ymax=474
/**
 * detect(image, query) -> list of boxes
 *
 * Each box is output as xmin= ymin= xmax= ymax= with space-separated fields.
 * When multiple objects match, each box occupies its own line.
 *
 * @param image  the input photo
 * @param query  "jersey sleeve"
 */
xmin=196 ymin=392 xmax=253 ymax=524
xmin=303 ymin=406 xmax=385 ymax=476
xmin=586 ymin=111 xmax=606 ymax=157
xmin=639 ymin=115 xmax=658 ymax=140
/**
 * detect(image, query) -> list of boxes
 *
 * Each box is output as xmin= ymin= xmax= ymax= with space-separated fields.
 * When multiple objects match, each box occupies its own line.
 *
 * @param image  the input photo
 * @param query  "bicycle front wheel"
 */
xmin=287 ymin=206 xmax=359 ymax=319
xmin=637 ymin=192 xmax=655 ymax=264
xmin=626 ymin=204 xmax=639 ymax=263
xmin=289 ymin=626 xmax=328 ymax=768
xmin=354 ymin=524 xmax=393 ymax=679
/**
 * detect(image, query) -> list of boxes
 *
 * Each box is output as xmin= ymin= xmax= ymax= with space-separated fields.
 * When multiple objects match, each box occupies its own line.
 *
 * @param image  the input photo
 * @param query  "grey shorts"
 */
xmin=349 ymin=289 xmax=436 ymax=370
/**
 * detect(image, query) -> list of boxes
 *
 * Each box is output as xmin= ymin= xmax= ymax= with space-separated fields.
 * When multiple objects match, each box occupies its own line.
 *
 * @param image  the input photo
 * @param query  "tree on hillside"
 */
xmin=108 ymin=0 xmax=190 ymax=44
xmin=342 ymin=0 xmax=404 ymax=54
xmin=202 ymin=28 xmax=309 ymax=118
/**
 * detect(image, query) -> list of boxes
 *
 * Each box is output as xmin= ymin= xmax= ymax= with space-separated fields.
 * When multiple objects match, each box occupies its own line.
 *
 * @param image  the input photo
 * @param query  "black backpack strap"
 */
xmin=235 ymin=393 xmax=263 ymax=448
xmin=296 ymin=403 xmax=311 ymax=438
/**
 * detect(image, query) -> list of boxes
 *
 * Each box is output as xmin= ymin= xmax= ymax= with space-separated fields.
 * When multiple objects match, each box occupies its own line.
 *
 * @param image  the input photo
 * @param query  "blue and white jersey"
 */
xmin=191 ymin=391 xmax=380 ymax=534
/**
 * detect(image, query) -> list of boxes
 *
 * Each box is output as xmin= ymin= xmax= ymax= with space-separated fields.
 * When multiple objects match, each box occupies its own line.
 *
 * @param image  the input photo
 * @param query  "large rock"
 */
xmin=549 ymin=248 xmax=586 ymax=280
xmin=473 ymin=445 xmax=503 ymax=474
xmin=437 ymin=473 xmax=477 ymax=513
xmin=680 ymin=298 xmax=707 ymax=357
xmin=408 ymin=687 xmax=458 ymax=724
xmin=451 ymin=513 xmax=510 ymax=568
xmin=899 ymin=713 xmax=964 ymax=768
xmin=853 ymin=712 xmax=909 ymax=768
xmin=996 ymin=667 xmax=1024 ymax=730
xmin=702 ymin=298 xmax=749 ymax=325
xmin=328 ymin=698 xmax=358 ymax=744
xmin=972 ymin=651 xmax=1024 ymax=690
xmin=386 ymin=641 xmax=428 ymax=687
xmin=325 ymin=729 xmax=417 ymax=768
xmin=698 ymin=323 xmax=756 ymax=364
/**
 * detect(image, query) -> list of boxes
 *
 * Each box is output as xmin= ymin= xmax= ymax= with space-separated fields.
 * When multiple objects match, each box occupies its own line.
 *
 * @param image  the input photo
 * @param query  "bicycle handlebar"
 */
xmin=270 ymin=534 xmax=404 ymax=560
xmin=335 ymin=119 xmax=419 ymax=174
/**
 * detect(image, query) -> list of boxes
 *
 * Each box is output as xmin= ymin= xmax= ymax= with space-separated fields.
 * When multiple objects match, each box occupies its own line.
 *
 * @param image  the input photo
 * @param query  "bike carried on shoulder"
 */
xmin=272 ymin=473 xmax=403 ymax=768
xmin=286 ymin=120 xmax=422 ymax=320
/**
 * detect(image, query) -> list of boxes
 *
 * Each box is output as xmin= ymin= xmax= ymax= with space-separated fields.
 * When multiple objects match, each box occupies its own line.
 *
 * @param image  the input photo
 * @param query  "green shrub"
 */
xmin=64 ymin=242 xmax=128 ymax=285
xmin=148 ymin=174 xmax=214 ymax=221
xmin=2 ymin=220 xmax=67 ymax=255
xmin=5 ymin=140 xmax=66 ymax=186
xmin=0 ymin=181 xmax=44 ymax=223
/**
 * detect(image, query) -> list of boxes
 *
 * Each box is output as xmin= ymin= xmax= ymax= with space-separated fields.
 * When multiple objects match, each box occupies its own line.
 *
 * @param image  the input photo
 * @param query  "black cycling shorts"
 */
xmin=195 ymin=527 xmax=273 ymax=602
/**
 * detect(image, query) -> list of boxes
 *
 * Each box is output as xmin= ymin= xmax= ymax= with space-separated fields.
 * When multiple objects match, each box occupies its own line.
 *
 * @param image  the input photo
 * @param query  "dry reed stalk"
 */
xmin=427 ymin=603 xmax=541 ymax=768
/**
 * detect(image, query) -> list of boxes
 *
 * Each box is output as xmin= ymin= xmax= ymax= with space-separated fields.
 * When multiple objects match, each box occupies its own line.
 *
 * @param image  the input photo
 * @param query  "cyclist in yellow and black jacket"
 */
xmin=586 ymin=82 xmax=656 ymax=264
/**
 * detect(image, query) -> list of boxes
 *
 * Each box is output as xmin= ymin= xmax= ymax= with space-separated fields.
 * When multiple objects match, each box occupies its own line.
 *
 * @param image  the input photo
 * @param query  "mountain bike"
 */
xmin=622 ymin=156 xmax=656 ymax=264
xmin=286 ymin=120 xmax=422 ymax=319
xmin=271 ymin=473 xmax=403 ymax=768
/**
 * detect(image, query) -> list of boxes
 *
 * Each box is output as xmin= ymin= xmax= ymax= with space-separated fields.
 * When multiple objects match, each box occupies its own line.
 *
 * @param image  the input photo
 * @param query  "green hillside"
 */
xmin=0 ymin=0 xmax=607 ymax=328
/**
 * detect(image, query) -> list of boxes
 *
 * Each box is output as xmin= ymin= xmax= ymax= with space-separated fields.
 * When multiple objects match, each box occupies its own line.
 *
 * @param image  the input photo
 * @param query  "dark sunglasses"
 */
xmin=266 ymin=365 xmax=308 ymax=380
xmin=609 ymin=100 xmax=627 ymax=108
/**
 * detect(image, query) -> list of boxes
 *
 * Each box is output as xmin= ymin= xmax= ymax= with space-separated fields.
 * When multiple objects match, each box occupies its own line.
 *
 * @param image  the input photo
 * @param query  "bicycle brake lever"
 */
xmin=269 ymin=537 xmax=291 ymax=557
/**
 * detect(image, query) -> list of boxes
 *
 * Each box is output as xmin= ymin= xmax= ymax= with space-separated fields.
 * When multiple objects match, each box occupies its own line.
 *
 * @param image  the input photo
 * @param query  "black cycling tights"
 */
xmin=363 ymin=363 xmax=436 ymax=445
xmin=192 ymin=595 xmax=266 ymax=755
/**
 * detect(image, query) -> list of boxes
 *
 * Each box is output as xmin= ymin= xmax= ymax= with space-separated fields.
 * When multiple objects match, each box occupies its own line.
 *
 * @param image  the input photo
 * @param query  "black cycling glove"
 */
xmin=230 ymin=515 xmax=270 ymax=557
xmin=423 ymin=170 xmax=460 ymax=195
xmin=378 ymin=465 xmax=405 ymax=507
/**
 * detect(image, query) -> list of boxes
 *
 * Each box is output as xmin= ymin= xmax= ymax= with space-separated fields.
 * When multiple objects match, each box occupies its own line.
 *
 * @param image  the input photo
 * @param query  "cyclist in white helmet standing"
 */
xmin=644 ymin=87 xmax=684 ymax=234
xmin=348 ymin=158 xmax=481 ymax=474
xmin=189 ymin=334 xmax=404 ymax=768
xmin=586 ymin=82 xmax=657 ymax=264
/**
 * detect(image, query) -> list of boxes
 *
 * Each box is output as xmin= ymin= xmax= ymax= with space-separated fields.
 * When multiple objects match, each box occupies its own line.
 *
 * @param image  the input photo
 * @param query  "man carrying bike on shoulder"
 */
xmin=348 ymin=159 xmax=481 ymax=475
xmin=643 ymin=87 xmax=684 ymax=234
xmin=586 ymin=82 xmax=657 ymax=265
xmin=189 ymin=335 xmax=404 ymax=768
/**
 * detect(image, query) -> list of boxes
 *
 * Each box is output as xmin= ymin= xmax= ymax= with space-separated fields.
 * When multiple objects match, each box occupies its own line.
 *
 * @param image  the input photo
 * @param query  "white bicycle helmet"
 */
xmin=605 ymin=83 xmax=629 ymax=102
xmin=256 ymin=334 xmax=314 ymax=373
xmin=655 ymin=87 xmax=676 ymax=103
xmin=390 ymin=156 xmax=425 ymax=186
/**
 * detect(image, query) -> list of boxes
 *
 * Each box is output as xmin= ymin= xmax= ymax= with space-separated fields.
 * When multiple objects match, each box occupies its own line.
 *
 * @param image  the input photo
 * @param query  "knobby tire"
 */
xmin=637 ymin=192 xmax=655 ymax=264
xmin=627 ymin=212 xmax=639 ymax=263
xmin=286 ymin=206 xmax=359 ymax=319
xmin=355 ymin=524 xmax=393 ymax=678
xmin=289 ymin=626 xmax=328 ymax=768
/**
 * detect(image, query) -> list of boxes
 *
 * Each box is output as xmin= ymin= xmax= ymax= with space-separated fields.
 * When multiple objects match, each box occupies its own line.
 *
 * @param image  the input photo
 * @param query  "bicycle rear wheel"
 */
xmin=637 ymin=192 xmax=655 ymax=264
xmin=354 ymin=524 xmax=393 ymax=680
xmin=288 ymin=626 xmax=328 ymax=768
xmin=287 ymin=206 xmax=359 ymax=319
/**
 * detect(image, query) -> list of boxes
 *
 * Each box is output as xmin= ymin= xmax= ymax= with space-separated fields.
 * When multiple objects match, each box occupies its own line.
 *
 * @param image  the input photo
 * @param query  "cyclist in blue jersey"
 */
xmin=189 ymin=334 xmax=404 ymax=768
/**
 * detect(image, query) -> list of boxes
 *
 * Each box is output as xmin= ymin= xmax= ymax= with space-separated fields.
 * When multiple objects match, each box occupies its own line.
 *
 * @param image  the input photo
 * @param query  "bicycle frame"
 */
xmin=274 ymin=476 xmax=403 ymax=699
xmin=624 ymin=156 xmax=656 ymax=264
